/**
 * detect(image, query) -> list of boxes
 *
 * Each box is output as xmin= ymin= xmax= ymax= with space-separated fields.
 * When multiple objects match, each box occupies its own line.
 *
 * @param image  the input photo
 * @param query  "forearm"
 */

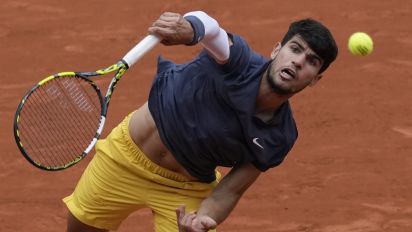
xmin=176 ymin=163 xmax=261 ymax=231
xmin=196 ymin=188 xmax=242 ymax=225
xmin=196 ymin=163 xmax=261 ymax=225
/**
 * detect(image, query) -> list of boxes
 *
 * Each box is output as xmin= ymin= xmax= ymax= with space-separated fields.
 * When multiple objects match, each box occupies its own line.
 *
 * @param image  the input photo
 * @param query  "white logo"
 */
xmin=253 ymin=138 xmax=264 ymax=149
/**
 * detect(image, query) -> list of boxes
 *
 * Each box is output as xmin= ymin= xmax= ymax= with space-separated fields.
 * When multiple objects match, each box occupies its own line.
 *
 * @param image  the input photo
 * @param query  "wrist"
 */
xmin=184 ymin=15 xmax=205 ymax=46
xmin=183 ymin=11 xmax=230 ymax=62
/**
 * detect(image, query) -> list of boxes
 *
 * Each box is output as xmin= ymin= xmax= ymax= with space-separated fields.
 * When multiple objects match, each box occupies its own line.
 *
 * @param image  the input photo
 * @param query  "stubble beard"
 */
xmin=266 ymin=62 xmax=296 ymax=95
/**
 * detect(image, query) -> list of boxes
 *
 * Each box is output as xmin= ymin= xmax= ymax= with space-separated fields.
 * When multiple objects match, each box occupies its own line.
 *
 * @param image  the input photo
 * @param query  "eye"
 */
xmin=307 ymin=56 xmax=320 ymax=67
xmin=308 ymin=58 xmax=317 ymax=66
xmin=290 ymin=44 xmax=301 ymax=53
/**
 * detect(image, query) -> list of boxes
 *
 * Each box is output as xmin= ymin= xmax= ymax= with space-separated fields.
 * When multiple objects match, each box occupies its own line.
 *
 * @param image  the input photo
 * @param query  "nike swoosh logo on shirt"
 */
xmin=253 ymin=138 xmax=264 ymax=149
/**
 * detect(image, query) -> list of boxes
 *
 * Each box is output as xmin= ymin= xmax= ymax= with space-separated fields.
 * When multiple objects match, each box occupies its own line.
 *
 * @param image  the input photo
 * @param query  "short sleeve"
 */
xmin=219 ymin=33 xmax=253 ymax=73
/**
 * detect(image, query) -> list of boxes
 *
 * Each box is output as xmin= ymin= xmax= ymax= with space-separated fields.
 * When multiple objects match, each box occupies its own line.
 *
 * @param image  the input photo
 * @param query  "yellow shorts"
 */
xmin=63 ymin=113 xmax=220 ymax=231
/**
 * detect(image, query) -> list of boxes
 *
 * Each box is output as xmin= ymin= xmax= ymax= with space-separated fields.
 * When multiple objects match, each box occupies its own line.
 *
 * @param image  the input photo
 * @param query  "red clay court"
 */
xmin=1 ymin=0 xmax=411 ymax=231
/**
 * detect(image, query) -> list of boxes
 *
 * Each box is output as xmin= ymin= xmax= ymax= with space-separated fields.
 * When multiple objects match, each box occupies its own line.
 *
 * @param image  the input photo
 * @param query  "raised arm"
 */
xmin=148 ymin=11 xmax=231 ymax=64
xmin=176 ymin=162 xmax=261 ymax=231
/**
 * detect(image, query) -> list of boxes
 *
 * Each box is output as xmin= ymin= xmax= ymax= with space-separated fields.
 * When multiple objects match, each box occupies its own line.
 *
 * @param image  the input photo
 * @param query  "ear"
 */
xmin=270 ymin=42 xmax=281 ymax=59
xmin=309 ymin=74 xmax=323 ymax=87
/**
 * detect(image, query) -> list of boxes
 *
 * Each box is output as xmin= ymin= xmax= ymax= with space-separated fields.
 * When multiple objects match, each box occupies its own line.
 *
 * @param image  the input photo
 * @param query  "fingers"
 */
xmin=159 ymin=12 xmax=183 ymax=24
xmin=149 ymin=12 xmax=182 ymax=34
xmin=159 ymin=12 xmax=181 ymax=20
xmin=176 ymin=204 xmax=186 ymax=222
xmin=176 ymin=205 xmax=198 ymax=232
xmin=199 ymin=216 xmax=217 ymax=230
xmin=152 ymin=13 xmax=180 ymax=29
xmin=148 ymin=12 xmax=193 ymax=46
xmin=183 ymin=213 xmax=197 ymax=227
xmin=176 ymin=205 xmax=217 ymax=232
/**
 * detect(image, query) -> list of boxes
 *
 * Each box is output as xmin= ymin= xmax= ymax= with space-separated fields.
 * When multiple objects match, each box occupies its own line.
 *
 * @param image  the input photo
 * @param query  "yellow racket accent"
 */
xmin=57 ymin=71 xmax=76 ymax=76
xmin=96 ymin=63 xmax=123 ymax=75
xmin=38 ymin=75 xmax=54 ymax=85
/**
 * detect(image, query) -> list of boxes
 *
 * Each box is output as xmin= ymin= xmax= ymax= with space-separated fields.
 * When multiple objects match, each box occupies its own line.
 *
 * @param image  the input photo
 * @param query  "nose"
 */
xmin=292 ymin=54 xmax=305 ymax=69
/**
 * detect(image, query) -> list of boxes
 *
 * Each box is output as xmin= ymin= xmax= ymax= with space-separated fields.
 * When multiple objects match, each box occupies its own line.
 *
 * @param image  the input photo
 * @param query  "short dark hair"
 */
xmin=281 ymin=18 xmax=338 ymax=74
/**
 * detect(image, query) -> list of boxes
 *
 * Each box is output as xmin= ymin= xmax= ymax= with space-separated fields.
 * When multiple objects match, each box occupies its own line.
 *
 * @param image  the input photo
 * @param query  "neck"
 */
xmin=255 ymin=92 xmax=289 ymax=118
xmin=254 ymin=85 xmax=291 ymax=123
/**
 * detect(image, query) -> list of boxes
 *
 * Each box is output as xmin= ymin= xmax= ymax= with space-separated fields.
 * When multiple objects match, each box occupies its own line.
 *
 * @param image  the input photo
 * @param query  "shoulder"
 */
xmin=219 ymin=33 xmax=265 ymax=73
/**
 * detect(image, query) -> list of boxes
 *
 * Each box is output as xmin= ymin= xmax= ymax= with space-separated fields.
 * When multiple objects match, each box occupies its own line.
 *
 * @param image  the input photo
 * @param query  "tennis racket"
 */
xmin=13 ymin=34 xmax=160 ymax=171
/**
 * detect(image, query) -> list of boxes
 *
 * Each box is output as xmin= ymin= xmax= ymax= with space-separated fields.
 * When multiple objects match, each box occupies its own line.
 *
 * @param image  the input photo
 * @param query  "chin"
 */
xmin=272 ymin=82 xmax=294 ymax=95
xmin=267 ymin=67 xmax=295 ymax=95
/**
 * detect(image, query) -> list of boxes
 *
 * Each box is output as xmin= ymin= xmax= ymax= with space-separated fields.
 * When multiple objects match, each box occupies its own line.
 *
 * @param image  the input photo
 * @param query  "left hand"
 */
xmin=176 ymin=205 xmax=217 ymax=232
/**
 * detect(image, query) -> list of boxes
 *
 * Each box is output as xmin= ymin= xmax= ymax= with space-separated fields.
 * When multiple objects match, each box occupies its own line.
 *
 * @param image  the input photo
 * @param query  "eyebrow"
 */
xmin=290 ymin=40 xmax=322 ymax=64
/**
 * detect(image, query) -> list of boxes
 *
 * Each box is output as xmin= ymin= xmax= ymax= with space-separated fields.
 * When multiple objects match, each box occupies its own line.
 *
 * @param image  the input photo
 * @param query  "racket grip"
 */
xmin=122 ymin=34 xmax=160 ymax=67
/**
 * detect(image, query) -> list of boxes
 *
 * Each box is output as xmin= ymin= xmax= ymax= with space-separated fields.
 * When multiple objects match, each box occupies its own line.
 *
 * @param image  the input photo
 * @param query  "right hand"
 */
xmin=148 ymin=12 xmax=194 ymax=46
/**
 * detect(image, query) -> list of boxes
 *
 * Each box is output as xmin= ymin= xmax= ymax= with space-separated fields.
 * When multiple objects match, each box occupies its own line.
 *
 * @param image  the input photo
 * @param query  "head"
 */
xmin=266 ymin=18 xmax=338 ymax=95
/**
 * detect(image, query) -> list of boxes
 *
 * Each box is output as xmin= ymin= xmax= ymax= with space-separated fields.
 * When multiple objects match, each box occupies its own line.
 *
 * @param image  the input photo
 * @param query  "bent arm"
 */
xmin=197 ymin=162 xmax=261 ymax=225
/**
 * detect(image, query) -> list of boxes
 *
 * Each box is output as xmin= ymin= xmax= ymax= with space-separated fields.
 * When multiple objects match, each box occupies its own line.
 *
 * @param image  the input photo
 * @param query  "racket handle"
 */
xmin=122 ymin=34 xmax=160 ymax=67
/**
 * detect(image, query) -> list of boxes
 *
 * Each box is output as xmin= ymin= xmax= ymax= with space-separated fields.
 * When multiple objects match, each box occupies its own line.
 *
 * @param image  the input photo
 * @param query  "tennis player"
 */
xmin=64 ymin=11 xmax=338 ymax=232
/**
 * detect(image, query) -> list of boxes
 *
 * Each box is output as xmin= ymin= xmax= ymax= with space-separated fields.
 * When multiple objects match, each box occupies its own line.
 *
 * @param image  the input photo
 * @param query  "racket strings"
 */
xmin=17 ymin=76 xmax=102 ymax=168
xmin=25 ymin=91 xmax=85 ymax=164
xmin=39 ymin=79 xmax=97 ymax=145
xmin=20 ymin=86 xmax=83 ymax=166
xmin=19 ymin=98 xmax=58 ymax=162
xmin=20 ymin=78 xmax=100 ymax=166
xmin=26 ymin=90 xmax=88 ymax=165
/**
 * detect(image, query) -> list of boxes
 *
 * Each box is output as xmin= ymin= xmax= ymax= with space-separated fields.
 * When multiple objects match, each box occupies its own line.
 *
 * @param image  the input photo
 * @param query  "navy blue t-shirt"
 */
xmin=148 ymin=33 xmax=298 ymax=182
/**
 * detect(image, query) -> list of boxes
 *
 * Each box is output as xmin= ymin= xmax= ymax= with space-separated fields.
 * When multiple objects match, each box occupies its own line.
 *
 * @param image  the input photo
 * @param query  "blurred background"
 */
xmin=1 ymin=0 xmax=411 ymax=231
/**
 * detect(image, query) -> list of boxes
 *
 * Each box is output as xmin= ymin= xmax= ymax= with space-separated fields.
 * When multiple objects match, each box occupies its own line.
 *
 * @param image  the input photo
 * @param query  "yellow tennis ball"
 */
xmin=348 ymin=32 xmax=373 ymax=56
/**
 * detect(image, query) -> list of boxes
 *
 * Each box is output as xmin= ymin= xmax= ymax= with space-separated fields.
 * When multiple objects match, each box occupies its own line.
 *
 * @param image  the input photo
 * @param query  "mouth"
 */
xmin=280 ymin=68 xmax=296 ymax=80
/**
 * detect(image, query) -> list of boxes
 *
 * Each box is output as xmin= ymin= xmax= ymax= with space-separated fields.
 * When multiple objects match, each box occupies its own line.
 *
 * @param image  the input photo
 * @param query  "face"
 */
xmin=266 ymin=35 xmax=323 ymax=95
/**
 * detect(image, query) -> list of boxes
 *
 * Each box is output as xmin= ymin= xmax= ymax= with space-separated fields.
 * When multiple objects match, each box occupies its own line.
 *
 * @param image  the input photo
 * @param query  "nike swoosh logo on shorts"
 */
xmin=253 ymin=138 xmax=264 ymax=149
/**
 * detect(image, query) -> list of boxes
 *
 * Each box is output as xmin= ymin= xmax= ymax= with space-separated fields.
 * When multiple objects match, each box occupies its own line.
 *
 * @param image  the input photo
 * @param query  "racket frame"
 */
xmin=13 ymin=62 xmax=128 ymax=170
xmin=13 ymin=35 xmax=159 ymax=171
